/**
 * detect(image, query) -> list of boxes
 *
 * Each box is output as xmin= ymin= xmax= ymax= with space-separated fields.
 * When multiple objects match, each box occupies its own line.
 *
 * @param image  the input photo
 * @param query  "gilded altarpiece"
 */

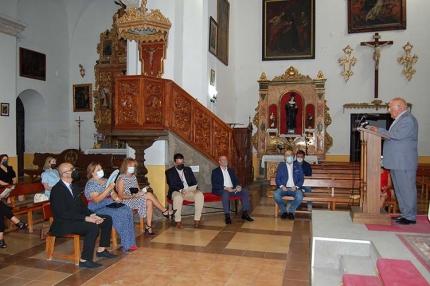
xmin=253 ymin=66 xmax=333 ymax=179
xmin=93 ymin=9 xmax=127 ymax=143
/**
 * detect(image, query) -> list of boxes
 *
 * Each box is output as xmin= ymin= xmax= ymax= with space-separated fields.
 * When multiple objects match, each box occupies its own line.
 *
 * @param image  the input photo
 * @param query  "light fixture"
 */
xmin=210 ymin=94 xmax=217 ymax=103
xmin=208 ymin=85 xmax=217 ymax=104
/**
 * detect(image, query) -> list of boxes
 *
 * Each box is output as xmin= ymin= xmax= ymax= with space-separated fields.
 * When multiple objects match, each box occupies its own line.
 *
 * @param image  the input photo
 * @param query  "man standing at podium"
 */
xmin=369 ymin=97 xmax=418 ymax=225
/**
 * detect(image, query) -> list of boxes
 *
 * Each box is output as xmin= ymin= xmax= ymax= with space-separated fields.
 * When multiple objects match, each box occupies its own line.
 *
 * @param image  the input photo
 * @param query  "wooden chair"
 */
xmin=42 ymin=203 xmax=80 ymax=265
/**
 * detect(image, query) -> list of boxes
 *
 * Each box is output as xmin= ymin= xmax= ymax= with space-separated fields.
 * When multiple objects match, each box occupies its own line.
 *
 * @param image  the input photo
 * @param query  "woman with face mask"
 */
xmin=0 ymin=154 xmax=17 ymax=186
xmin=41 ymin=157 xmax=60 ymax=199
xmin=84 ymin=162 xmax=137 ymax=251
xmin=116 ymin=158 xmax=176 ymax=236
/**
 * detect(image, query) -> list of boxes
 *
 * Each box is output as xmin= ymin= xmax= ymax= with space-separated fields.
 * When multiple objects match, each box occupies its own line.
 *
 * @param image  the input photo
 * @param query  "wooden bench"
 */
xmin=1 ymin=181 xmax=46 ymax=233
xmin=269 ymin=178 xmax=361 ymax=217
xmin=166 ymin=192 xmax=243 ymax=215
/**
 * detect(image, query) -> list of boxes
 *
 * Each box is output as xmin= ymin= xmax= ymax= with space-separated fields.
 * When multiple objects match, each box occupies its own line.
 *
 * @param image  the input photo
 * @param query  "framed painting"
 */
xmin=1 ymin=103 xmax=9 ymax=116
xmin=262 ymin=0 xmax=315 ymax=61
xmin=348 ymin=0 xmax=406 ymax=33
xmin=209 ymin=17 xmax=218 ymax=57
xmin=217 ymin=0 xmax=230 ymax=66
xmin=210 ymin=69 xmax=215 ymax=86
xmin=19 ymin=47 xmax=46 ymax=81
xmin=73 ymin=84 xmax=92 ymax=112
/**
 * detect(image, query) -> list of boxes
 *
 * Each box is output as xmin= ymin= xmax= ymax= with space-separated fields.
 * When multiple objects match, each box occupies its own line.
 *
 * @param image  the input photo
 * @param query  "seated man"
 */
xmin=296 ymin=150 xmax=313 ymax=211
xmin=274 ymin=150 xmax=304 ymax=220
xmin=211 ymin=155 xmax=254 ymax=225
xmin=165 ymin=153 xmax=204 ymax=228
xmin=50 ymin=163 xmax=118 ymax=269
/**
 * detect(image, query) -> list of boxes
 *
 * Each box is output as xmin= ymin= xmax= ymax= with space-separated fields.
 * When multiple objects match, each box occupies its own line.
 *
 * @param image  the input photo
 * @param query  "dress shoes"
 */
xmin=395 ymin=218 xmax=416 ymax=225
xmin=79 ymin=260 xmax=104 ymax=269
xmin=242 ymin=214 xmax=254 ymax=222
xmin=176 ymin=222 xmax=183 ymax=229
xmin=96 ymin=249 xmax=118 ymax=259
xmin=194 ymin=220 xmax=200 ymax=228
xmin=391 ymin=215 xmax=403 ymax=221
xmin=225 ymin=217 xmax=232 ymax=225
xmin=288 ymin=213 xmax=295 ymax=220
xmin=281 ymin=212 xmax=289 ymax=220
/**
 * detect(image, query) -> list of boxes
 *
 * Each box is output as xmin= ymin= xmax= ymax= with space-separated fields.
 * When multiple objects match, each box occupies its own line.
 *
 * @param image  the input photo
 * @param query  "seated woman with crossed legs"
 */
xmin=116 ymin=158 xmax=176 ymax=236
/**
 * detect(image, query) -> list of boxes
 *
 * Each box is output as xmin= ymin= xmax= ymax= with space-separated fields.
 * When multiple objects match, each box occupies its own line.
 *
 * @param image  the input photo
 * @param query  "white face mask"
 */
xmin=96 ymin=170 xmax=104 ymax=179
xmin=127 ymin=166 xmax=135 ymax=174
xmin=297 ymin=158 xmax=304 ymax=163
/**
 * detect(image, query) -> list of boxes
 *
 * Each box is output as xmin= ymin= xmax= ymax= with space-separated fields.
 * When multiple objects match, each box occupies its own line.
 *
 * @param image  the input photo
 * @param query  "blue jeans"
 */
xmin=273 ymin=187 xmax=304 ymax=214
xmin=302 ymin=186 xmax=312 ymax=206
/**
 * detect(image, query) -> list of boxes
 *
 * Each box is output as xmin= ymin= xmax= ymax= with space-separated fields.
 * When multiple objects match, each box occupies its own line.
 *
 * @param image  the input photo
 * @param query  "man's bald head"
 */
xmin=58 ymin=163 xmax=73 ymax=179
xmin=388 ymin=97 xmax=407 ymax=119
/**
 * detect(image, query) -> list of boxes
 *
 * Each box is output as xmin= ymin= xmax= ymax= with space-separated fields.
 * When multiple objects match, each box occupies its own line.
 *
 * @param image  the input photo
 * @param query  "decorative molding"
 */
xmin=397 ymin=42 xmax=418 ymax=81
xmin=338 ymin=45 xmax=357 ymax=82
xmin=0 ymin=14 xmax=26 ymax=37
xmin=343 ymin=99 xmax=412 ymax=112
xmin=272 ymin=66 xmax=312 ymax=82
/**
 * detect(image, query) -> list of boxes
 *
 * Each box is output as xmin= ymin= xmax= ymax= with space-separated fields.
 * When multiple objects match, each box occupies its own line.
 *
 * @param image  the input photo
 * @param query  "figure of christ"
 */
xmin=143 ymin=47 xmax=162 ymax=75
xmin=363 ymin=41 xmax=391 ymax=71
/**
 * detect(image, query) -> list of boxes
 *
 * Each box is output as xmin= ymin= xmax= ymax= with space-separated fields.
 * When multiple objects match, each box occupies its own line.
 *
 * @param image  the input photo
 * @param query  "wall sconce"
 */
xmin=210 ymin=94 xmax=217 ymax=103
xmin=79 ymin=64 xmax=85 ymax=78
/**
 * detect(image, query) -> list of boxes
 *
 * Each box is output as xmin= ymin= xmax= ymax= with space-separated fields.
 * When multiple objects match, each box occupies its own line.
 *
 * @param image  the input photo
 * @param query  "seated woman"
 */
xmin=41 ymin=157 xmax=60 ymax=199
xmin=84 ymin=162 xmax=137 ymax=251
xmin=0 ymin=200 xmax=28 ymax=248
xmin=116 ymin=158 xmax=176 ymax=236
xmin=0 ymin=154 xmax=20 ymax=202
xmin=380 ymin=167 xmax=393 ymax=208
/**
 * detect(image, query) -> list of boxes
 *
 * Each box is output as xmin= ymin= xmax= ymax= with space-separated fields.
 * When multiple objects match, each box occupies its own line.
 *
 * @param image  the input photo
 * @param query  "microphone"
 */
xmin=365 ymin=114 xmax=380 ymax=120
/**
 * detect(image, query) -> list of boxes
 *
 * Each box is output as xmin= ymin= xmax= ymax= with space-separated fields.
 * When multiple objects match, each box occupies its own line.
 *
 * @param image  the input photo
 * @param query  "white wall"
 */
xmin=234 ymin=0 xmax=430 ymax=156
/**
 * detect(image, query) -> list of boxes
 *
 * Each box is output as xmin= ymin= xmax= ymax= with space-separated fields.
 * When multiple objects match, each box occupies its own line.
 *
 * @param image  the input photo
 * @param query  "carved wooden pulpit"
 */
xmin=350 ymin=127 xmax=391 ymax=225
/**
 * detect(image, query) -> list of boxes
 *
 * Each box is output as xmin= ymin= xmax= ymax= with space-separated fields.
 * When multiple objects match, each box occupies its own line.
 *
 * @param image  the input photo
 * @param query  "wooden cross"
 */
xmin=75 ymin=116 xmax=84 ymax=151
xmin=360 ymin=33 xmax=393 ymax=99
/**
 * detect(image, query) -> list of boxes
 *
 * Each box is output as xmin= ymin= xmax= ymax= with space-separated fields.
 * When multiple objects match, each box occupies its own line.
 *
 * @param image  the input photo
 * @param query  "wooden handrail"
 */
xmin=114 ymin=75 xmax=242 ymax=168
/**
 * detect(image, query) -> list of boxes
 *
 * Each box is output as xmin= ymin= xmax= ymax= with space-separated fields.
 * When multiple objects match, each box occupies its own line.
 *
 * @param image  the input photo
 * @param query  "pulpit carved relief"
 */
xmin=253 ymin=66 xmax=332 ymax=170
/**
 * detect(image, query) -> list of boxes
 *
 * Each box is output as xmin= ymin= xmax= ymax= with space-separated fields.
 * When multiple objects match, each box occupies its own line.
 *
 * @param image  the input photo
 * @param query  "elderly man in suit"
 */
xmin=274 ymin=149 xmax=305 ymax=220
xmin=211 ymin=155 xmax=253 ymax=225
xmin=50 ymin=163 xmax=118 ymax=269
xmin=369 ymin=97 xmax=418 ymax=225
xmin=165 ymin=153 xmax=204 ymax=229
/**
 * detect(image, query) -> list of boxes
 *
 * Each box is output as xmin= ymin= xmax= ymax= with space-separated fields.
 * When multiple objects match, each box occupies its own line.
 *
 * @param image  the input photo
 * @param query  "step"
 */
xmin=342 ymin=274 xmax=381 ymax=286
xmin=377 ymin=258 xmax=429 ymax=286
xmin=312 ymin=267 xmax=342 ymax=286
xmin=340 ymin=255 xmax=376 ymax=276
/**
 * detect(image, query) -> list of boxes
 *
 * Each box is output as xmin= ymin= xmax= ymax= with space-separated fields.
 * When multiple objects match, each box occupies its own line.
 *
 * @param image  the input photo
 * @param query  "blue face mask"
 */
xmin=285 ymin=156 xmax=294 ymax=163
xmin=2 ymin=160 xmax=8 ymax=166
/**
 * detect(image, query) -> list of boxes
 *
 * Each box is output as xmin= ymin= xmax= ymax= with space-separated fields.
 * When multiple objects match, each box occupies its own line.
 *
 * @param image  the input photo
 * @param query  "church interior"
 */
xmin=0 ymin=0 xmax=429 ymax=285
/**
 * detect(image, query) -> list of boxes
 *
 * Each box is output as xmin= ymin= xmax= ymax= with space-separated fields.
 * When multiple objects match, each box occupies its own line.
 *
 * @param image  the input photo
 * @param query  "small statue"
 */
xmin=285 ymin=93 xmax=298 ymax=133
xmin=307 ymin=113 xmax=313 ymax=128
xmin=270 ymin=112 xmax=275 ymax=128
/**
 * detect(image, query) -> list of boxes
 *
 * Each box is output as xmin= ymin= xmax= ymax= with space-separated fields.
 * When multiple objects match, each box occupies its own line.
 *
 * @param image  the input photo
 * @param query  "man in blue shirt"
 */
xmin=296 ymin=150 xmax=313 ymax=211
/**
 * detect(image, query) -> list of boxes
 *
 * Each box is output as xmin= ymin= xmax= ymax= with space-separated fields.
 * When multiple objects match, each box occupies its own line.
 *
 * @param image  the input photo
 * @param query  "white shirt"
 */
xmin=286 ymin=163 xmax=295 ymax=188
xmin=176 ymin=168 xmax=189 ymax=189
xmin=221 ymin=167 xmax=234 ymax=188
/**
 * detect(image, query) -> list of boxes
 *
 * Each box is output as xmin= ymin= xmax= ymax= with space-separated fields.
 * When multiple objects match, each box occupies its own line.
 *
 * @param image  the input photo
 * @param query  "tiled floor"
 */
xmin=0 ymin=185 xmax=428 ymax=285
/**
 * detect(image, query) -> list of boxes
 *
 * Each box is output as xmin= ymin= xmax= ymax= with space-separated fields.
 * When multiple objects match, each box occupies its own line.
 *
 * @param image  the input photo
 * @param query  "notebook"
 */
xmin=0 ymin=185 xmax=15 ymax=199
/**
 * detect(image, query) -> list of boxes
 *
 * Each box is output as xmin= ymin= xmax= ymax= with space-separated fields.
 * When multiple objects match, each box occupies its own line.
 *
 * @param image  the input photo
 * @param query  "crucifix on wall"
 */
xmin=360 ymin=33 xmax=393 ymax=99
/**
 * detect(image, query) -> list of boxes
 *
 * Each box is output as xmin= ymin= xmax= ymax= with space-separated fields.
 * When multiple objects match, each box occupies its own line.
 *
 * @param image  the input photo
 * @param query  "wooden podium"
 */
xmin=350 ymin=127 xmax=391 ymax=225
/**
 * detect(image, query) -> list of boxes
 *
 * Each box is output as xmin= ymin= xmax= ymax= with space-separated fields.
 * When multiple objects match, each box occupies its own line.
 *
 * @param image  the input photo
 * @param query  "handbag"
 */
xmin=34 ymin=193 xmax=49 ymax=203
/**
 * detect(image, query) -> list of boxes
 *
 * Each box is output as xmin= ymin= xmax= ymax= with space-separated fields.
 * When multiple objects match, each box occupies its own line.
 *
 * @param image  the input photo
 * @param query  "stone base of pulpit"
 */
xmin=350 ymin=206 xmax=391 ymax=225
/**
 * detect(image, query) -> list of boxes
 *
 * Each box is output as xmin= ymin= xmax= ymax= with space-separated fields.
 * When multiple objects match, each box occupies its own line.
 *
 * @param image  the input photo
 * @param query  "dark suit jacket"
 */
xmin=275 ymin=161 xmax=304 ymax=188
xmin=165 ymin=166 xmax=198 ymax=200
xmin=49 ymin=180 xmax=94 ymax=236
xmin=211 ymin=167 xmax=239 ymax=196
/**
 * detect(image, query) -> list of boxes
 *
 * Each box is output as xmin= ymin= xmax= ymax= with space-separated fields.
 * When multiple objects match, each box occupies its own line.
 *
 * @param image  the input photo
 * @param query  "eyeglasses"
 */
xmin=63 ymin=168 xmax=75 ymax=173
xmin=387 ymin=104 xmax=399 ymax=110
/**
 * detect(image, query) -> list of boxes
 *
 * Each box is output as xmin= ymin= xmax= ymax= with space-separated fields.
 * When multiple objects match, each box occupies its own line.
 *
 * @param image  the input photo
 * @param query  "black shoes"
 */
xmin=162 ymin=209 xmax=177 ymax=219
xmin=144 ymin=225 xmax=155 ymax=236
xmin=225 ymin=216 xmax=232 ymax=225
xmin=96 ymin=249 xmax=119 ymax=259
xmin=15 ymin=221 xmax=28 ymax=229
xmin=391 ymin=215 xmax=403 ymax=221
xmin=0 ymin=239 xmax=6 ymax=249
xmin=396 ymin=218 xmax=416 ymax=225
xmin=79 ymin=260 xmax=103 ymax=269
xmin=288 ymin=213 xmax=295 ymax=220
xmin=241 ymin=213 xmax=254 ymax=222
xmin=281 ymin=212 xmax=288 ymax=220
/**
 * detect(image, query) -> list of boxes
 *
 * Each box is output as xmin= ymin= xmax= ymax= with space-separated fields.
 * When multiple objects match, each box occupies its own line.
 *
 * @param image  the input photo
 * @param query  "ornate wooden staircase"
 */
xmin=112 ymin=75 xmax=252 ymax=187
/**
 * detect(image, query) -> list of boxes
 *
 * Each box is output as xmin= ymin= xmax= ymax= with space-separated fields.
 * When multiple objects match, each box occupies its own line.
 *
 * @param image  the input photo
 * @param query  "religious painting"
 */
xmin=73 ymin=84 xmax=92 ymax=112
xmin=19 ymin=47 xmax=46 ymax=81
xmin=262 ymin=0 xmax=315 ymax=61
xmin=348 ymin=0 xmax=406 ymax=33
xmin=210 ymin=69 xmax=215 ymax=86
xmin=209 ymin=17 xmax=218 ymax=57
xmin=1 ymin=103 xmax=9 ymax=117
xmin=217 ymin=0 xmax=230 ymax=66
